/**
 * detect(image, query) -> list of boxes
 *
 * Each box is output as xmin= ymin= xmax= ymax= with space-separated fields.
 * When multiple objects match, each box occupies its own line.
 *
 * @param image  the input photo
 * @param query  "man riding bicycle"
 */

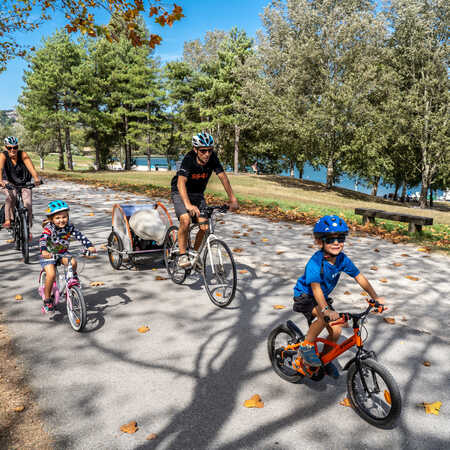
xmin=171 ymin=131 xmax=239 ymax=269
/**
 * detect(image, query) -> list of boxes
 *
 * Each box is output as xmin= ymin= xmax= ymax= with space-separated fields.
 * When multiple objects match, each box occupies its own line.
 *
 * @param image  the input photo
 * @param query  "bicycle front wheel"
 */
xmin=67 ymin=286 xmax=87 ymax=332
xmin=21 ymin=213 xmax=29 ymax=263
xmin=202 ymin=239 xmax=237 ymax=307
xmin=347 ymin=358 xmax=402 ymax=428
xmin=13 ymin=211 xmax=21 ymax=250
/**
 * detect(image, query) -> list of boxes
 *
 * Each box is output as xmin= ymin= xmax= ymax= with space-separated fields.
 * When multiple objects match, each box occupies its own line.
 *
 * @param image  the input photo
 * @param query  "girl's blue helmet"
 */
xmin=46 ymin=200 xmax=69 ymax=216
xmin=192 ymin=132 xmax=214 ymax=148
xmin=314 ymin=215 xmax=349 ymax=237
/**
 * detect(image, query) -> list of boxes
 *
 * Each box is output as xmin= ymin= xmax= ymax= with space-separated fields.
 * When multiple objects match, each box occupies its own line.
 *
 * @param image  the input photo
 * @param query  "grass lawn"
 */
xmin=31 ymin=153 xmax=450 ymax=250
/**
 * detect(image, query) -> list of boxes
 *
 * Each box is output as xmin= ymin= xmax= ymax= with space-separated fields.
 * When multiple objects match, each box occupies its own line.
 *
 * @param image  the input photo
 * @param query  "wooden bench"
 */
xmin=354 ymin=208 xmax=433 ymax=233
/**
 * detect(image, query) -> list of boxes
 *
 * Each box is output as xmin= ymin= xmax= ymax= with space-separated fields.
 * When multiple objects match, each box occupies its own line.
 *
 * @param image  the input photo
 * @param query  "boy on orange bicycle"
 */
xmin=293 ymin=215 xmax=384 ymax=378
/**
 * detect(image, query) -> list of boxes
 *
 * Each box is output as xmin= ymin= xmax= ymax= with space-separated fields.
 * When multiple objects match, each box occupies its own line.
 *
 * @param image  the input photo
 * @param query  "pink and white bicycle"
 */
xmin=38 ymin=250 xmax=90 ymax=332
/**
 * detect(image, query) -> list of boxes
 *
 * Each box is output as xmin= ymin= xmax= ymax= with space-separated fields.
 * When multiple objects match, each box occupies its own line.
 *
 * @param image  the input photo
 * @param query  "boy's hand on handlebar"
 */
xmin=324 ymin=309 xmax=340 ymax=321
xmin=41 ymin=250 xmax=52 ymax=259
xmin=368 ymin=297 xmax=387 ymax=313
xmin=187 ymin=204 xmax=200 ymax=217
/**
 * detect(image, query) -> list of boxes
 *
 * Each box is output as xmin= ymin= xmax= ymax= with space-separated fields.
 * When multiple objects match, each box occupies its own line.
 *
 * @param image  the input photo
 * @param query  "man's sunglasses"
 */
xmin=197 ymin=148 xmax=213 ymax=154
xmin=322 ymin=235 xmax=346 ymax=244
xmin=7 ymin=145 xmax=18 ymax=150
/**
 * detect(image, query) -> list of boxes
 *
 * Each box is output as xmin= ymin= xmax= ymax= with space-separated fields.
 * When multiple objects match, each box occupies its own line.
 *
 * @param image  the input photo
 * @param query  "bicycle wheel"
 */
xmin=107 ymin=231 xmax=123 ymax=270
xmin=67 ymin=285 xmax=87 ymax=332
xmin=347 ymin=358 xmax=402 ymax=427
xmin=163 ymin=225 xmax=187 ymax=285
xmin=13 ymin=211 xmax=21 ymax=250
xmin=21 ymin=213 xmax=29 ymax=263
xmin=267 ymin=324 xmax=304 ymax=383
xmin=202 ymin=239 xmax=236 ymax=307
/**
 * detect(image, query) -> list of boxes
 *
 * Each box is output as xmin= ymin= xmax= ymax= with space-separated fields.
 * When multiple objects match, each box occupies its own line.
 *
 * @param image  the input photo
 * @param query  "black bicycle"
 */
xmin=163 ymin=205 xmax=237 ymax=307
xmin=4 ymin=182 xmax=37 ymax=264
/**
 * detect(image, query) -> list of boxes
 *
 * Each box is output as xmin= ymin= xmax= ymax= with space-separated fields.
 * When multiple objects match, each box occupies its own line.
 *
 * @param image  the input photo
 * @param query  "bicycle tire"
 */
xmin=21 ymin=213 xmax=29 ymax=263
xmin=163 ymin=225 xmax=187 ymax=285
xmin=347 ymin=358 xmax=402 ymax=428
xmin=267 ymin=324 xmax=304 ymax=383
xmin=67 ymin=285 xmax=87 ymax=332
xmin=202 ymin=239 xmax=237 ymax=307
xmin=13 ymin=211 xmax=21 ymax=250
xmin=107 ymin=231 xmax=123 ymax=270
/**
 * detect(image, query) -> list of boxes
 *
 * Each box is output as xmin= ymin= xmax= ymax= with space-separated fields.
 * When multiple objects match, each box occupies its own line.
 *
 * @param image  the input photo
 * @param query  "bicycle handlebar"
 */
xmin=4 ymin=181 xmax=41 ymax=190
xmin=324 ymin=299 xmax=387 ymax=325
xmin=200 ymin=204 xmax=229 ymax=216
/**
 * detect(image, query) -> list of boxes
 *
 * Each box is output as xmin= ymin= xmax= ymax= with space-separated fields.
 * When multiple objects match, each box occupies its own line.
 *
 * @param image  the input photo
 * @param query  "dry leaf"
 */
xmin=90 ymin=281 xmax=105 ymax=287
xmin=242 ymin=233 xmax=249 ymax=237
xmin=273 ymin=305 xmax=286 ymax=310
xmin=88 ymin=212 xmax=95 ymax=216
xmin=344 ymin=291 xmax=351 ymax=295
xmin=138 ymin=326 xmax=150 ymax=333
xmin=250 ymin=241 xmax=256 ymax=245
xmin=261 ymin=238 xmax=269 ymax=242
xmin=243 ymin=394 xmax=264 ymax=408
xmin=120 ymin=421 xmax=138 ymax=434
xmin=276 ymin=250 xmax=285 ymax=255
xmin=374 ymin=248 xmax=380 ymax=253
xmin=13 ymin=405 xmax=25 ymax=412
xmin=384 ymin=391 xmax=391 ymax=405
xmin=233 ymin=235 xmax=241 ymax=239
xmin=423 ymin=361 xmax=431 ymax=367
xmin=419 ymin=401 xmax=442 ymax=415
xmin=370 ymin=266 xmax=379 ymax=271
xmin=233 ymin=248 xmax=244 ymax=253
xmin=401 ymin=253 xmax=410 ymax=257
xmin=339 ymin=398 xmax=352 ymax=407
xmin=379 ymin=278 xmax=388 ymax=283
xmin=401 ymin=316 xmax=407 ymax=322
xmin=146 ymin=433 xmax=158 ymax=440
xmin=392 ymin=262 xmax=403 ymax=267
xmin=360 ymin=291 xmax=369 ymax=297
xmin=384 ymin=317 xmax=396 ymax=324
xmin=417 ymin=247 xmax=430 ymax=253
xmin=405 ymin=275 xmax=419 ymax=281
xmin=155 ymin=276 xmax=168 ymax=281
xmin=6 ymin=239 xmax=14 ymax=243
xmin=15 ymin=294 xmax=23 ymax=301
xmin=239 ymin=269 xmax=248 ymax=274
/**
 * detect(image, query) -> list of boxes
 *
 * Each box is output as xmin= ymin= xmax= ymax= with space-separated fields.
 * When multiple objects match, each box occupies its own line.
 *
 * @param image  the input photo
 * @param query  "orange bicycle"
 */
xmin=267 ymin=299 xmax=402 ymax=427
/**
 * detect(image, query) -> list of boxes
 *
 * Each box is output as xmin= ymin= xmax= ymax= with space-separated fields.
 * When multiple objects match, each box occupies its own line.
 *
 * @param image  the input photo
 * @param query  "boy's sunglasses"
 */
xmin=7 ymin=145 xmax=18 ymax=150
xmin=322 ymin=235 xmax=346 ymax=244
xmin=197 ymin=148 xmax=213 ymax=154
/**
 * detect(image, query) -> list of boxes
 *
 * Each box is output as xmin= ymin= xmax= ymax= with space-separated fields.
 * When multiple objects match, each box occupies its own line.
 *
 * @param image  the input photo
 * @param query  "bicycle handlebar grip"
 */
xmin=367 ymin=298 xmax=386 ymax=313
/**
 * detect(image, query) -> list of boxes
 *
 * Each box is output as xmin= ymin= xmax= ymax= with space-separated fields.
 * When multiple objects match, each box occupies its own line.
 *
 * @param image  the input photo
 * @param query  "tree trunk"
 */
xmin=146 ymin=106 xmax=151 ymax=172
xmin=400 ymin=180 xmax=407 ymax=202
xmin=326 ymin=156 xmax=334 ymax=189
xmin=64 ymin=127 xmax=73 ymax=171
xmin=419 ymin=166 xmax=433 ymax=209
xmin=298 ymin=162 xmax=304 ymax=179
xmin=234 ymin=124 xmax=240 ymax=175
xmin=94 ymin=131 xmax=100 ymax=170
xmin=370 ymin=177 xmax=380 ymax=196
xmin=39 ymin=156 xmax=44 ymax=170
xmin=124 ymin=115 xmax=131 ymax=170
xmin=429 ymin=186 xmax=434 ymax=208
xmin=394 ymin=182 xmax=400 ymax=200
xmin=56 ymin=126 xmax=65 ymax=171
xmin=289 ymin=161 xmax=294 ymax=177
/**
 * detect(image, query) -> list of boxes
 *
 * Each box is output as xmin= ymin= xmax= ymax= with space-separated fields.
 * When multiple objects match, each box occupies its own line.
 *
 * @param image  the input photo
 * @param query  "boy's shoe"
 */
xmin=298 ymin=341 xmax=322 ymax=367
xmin=43 ymin=300 xmax=54 ymax=312
xmin=324 ymin=362 xmax=340 ymax=379
xmin=178 ymin=254 xmax=191 ymax=269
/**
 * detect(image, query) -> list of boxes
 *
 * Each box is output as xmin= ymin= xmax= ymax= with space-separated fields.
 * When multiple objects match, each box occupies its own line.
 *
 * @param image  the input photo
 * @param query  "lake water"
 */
xmin=133 ymin=156 xmax=441 ymax=199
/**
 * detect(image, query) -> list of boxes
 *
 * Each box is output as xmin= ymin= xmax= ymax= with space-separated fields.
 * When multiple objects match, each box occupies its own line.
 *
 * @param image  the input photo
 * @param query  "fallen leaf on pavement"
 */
xmin=146 ymin=433 xmax=158 ymax=440
xmin=417 ymin=247 xmax=430 ymax=252
xmin=379 ymin=278 xmax=388 ymax=283
xmin=392 ymin=262 xmax=403 ymax=267
xmin=244 ymin=394 xmax=264 ymax=408
xmin=15 ymin=294 xmax=23 ymax=301
xmin=155 ymin=276 xmax=168 ymax=281
xmin=405 ymin=275 xmax=419 ymax=281
xmin=344 ymin=291 xmax=351 ymax=295
xmin=401 ymin=253 xmax=410 ymax=257
xmin=138 ymin=326 xmax=150 ymax=333
xmin=233 ymin=235 xmax=241 ymax=239
xmin=401 ymin=316 xmax=407 ymax=321
xmin=370 ymin=266 xmax=378 ymax=271
xmin=418 ymin=401 xmax=442 ymax=415
xmin=13 ymin=405 xmax=25 ymax=412
xmin=360 ymin=291 xmax=369 ymax=296
xmin=423 ymin=361 xmax=431 ymax=367
xmin=90 ymin=281 xmax=105 ymax=287
xmin=384 ymin=317 xmax=396 ymax=324
xmin=261 ymin=238 xmax=269 ymax=242
xmin=273 ymin=305 xmax=286 ymax=310
xmin=233 ymin=248 xmax=243 ymax=253
xmin=250 ymin=241 xmax=256 ymax=245
xmin=339 ymin=398 xmax=352 ymax=407
xmin=276 ymin=250 xmax=285 ymax=255
xmin=120 ymin=421 xmax=138 ymax=434
xmin=87 ymin=212 xmax=95 ymax=216
xmin=374 ymin=248 xmax=380 ymax=253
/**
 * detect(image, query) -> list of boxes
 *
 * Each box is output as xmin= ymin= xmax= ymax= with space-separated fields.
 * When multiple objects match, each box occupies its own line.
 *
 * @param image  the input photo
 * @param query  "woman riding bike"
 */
xmin=0 ymin=136 xmax=42 ymax=238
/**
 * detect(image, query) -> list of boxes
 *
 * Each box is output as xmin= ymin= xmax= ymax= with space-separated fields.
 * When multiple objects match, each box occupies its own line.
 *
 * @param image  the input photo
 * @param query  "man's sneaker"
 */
xmin=298 ymin=341 xmax=322 ymax=367
xmin=324 ymin=362 xmax=340 ymax=379
xmin=178 ymin=254 xmax=191 ymax=269
xmin=43 ymin=300 xmax=54 ymax=312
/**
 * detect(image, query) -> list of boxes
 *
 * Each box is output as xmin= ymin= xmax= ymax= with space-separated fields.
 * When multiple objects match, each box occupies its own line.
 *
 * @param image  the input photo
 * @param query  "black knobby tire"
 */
xmin=163 ymin=225 xmax=187 ymax=285
xmin=13 ymin=212 xmax=21 ymax=250
xmin=202 ymin=239 xmax=237 ymax=307
xmin=107 ymin=231 xmax=123 ymax=270
xmin=347 ymin=358 xmax=402 ymax=428
xmin=267 ymin=324 xmax=304 ymax=383
xmin=21 ymin=213 xmax=29 ymax=263
xmin=67 ymin=285 xmax=87 ymax=332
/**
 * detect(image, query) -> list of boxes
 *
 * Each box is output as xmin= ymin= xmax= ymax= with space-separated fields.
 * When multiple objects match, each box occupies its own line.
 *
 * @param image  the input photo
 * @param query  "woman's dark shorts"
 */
xmin=293 ymin=294 xmax=334 ymax=325
xmin=171 ymin=192 xmax=207 ymax=221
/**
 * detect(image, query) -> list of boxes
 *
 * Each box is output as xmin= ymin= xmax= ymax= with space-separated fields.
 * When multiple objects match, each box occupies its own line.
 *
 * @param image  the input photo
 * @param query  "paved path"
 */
xmin=1 ymin=180 xmax=449 ymax=450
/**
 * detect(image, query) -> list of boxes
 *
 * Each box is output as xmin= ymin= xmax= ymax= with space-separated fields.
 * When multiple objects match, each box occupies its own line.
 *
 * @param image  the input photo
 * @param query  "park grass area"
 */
xmin=31 ymin=153 xmax=450 ymax=251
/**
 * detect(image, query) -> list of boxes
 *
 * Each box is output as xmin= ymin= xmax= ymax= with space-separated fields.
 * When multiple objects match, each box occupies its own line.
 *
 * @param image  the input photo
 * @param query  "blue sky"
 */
xmin=0 ymin=0 xmax=269 ymax=109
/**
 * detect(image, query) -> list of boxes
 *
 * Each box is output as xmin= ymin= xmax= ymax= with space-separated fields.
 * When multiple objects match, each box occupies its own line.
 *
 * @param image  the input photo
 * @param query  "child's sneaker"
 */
xmin=178 ymin=254 xmax=191 ymax=269
xmin=43 ymin=299 xmax=54 ymax=312
xmin=298 ymin=340 xmax=322 ymax=367
xmin=324 ymin=362 xmax=340 ymax=379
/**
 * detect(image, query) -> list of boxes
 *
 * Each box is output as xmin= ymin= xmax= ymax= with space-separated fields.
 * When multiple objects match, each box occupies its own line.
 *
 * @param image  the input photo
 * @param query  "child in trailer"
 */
xmin=293 ymin=215 xmax=385 ymax=379
xmin=39 ymin=200 xmax=96 ymax=312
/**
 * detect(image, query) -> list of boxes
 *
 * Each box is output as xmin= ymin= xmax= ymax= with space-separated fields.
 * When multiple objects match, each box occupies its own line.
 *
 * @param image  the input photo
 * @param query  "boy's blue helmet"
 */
xmin=192 ymin=132 xmax=214 ymax=148
xmin=314 ymin=215 xmax=349 ymax=237
xmin=46 ymin=200 xmax=69 ymax=216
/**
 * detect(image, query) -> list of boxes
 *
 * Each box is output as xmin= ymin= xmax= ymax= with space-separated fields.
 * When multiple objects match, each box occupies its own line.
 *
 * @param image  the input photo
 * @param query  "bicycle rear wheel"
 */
xmin=21 ymin=213 xmax=29 ymax=263
xmin=67 ymin=285 xmax=87 ymax=332
xmin=202 ymin=239 xmax=236 ymax=307
xmin=267 ymin=324 xmax=304 ymax=383
xmin=347 ymin=358 xmax=402 ymax=427
xmin=163 ymin=225 xmax=187 ymax=285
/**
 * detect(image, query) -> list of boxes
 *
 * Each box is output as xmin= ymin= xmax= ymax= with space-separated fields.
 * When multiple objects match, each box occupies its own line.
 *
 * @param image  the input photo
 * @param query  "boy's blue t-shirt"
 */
xmin=294 ymin=250 xmax=360 ymax=298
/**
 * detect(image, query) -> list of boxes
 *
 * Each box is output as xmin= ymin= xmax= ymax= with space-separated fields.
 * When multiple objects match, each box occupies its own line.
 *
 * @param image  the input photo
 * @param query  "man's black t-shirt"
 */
xmin=171 ymin=150 xmax=224 ymax=194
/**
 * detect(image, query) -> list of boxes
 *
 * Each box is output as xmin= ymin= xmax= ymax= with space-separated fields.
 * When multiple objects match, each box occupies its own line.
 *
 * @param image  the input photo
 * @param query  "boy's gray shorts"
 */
xmin=171 ymin=192 xmax=207 ymax=220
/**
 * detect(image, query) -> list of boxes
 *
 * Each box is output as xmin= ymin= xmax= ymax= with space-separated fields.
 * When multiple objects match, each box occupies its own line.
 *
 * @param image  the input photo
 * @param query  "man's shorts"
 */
xmin=171 ymin=192 xmax=207 ymax=221
xmin=293 ymin=294 xmax=334 ymax=325
xmin=39 ymin=252 xmax=72 ymax=269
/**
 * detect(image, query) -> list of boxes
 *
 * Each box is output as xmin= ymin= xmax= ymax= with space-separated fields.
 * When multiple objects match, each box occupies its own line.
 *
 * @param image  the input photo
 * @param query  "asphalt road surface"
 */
xmin=1 ymin=179 xmax=449 ymax=450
